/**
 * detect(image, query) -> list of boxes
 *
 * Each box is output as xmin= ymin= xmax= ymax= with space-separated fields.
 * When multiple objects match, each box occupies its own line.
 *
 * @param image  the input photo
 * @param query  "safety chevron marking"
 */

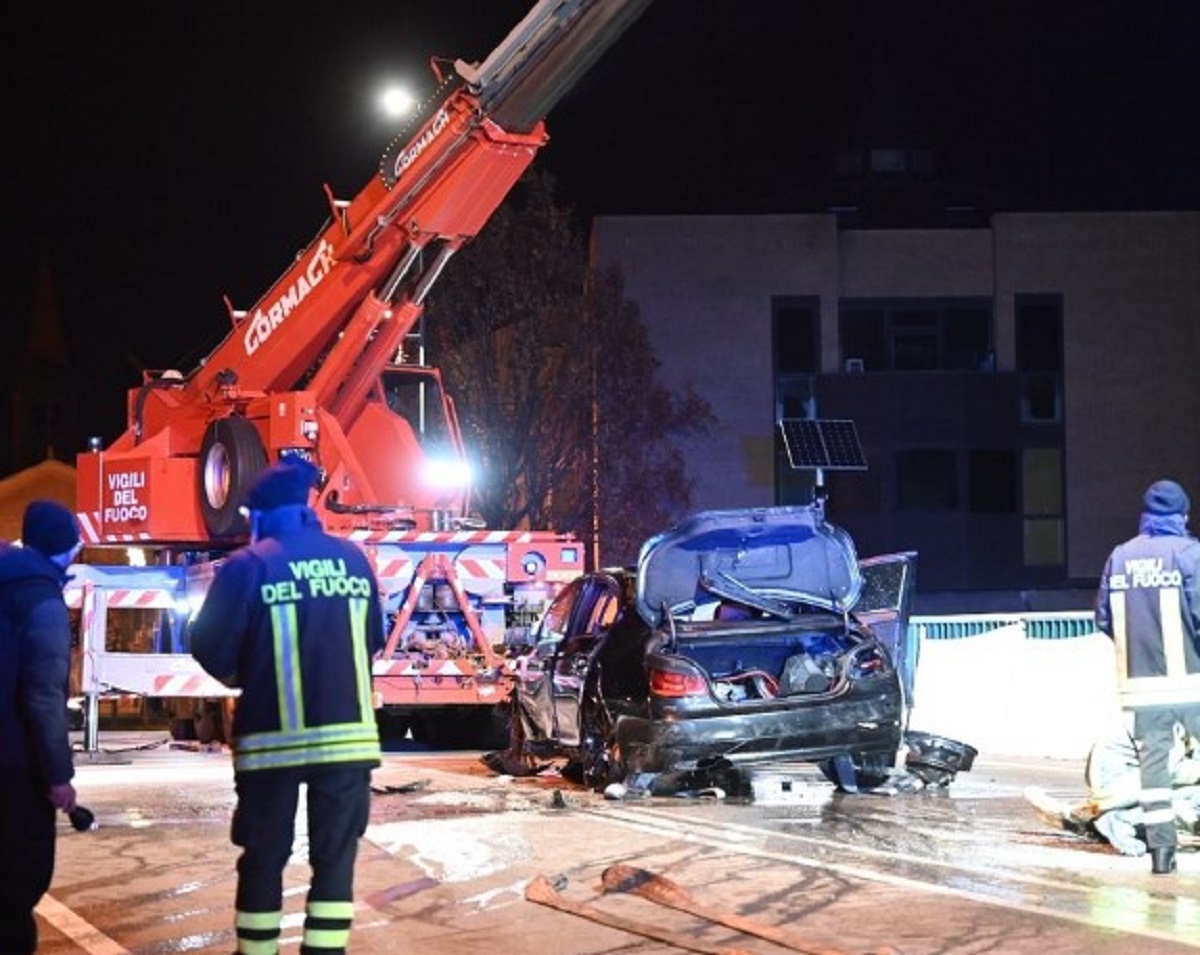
xmin=150 ymin=674 xmax=229 ymax=696
xmin=64 ymin=588 xmax=175 ymax=610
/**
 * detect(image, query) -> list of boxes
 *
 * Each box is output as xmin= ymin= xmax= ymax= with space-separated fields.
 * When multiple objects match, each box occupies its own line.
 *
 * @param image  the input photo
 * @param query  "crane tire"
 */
xmin=198 ymin=417 xmax=267 ymax=538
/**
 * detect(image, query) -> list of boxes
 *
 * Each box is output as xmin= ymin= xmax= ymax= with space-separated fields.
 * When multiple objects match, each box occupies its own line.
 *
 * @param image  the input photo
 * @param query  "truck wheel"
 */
xmin=408 ymin=707 xmax=508 ymax=749
xmin=169 ymin=718 xmax=196 ymax=741
xmin=375 ymin=708 xmax=411 ymax=741
xmin=217 ymin=698 xmax=236 ymax=744
xmin=198 ymin=418 xmax=267 ymax=538
xmin=195 ymin=708 xmax=217 ymax=744
xmin=465 ymin=705 xmax=511 ymax=750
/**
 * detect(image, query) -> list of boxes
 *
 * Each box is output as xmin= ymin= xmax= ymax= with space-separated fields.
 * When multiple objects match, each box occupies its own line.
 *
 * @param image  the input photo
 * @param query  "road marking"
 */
xmin=35 ymin=895 xmax=130 ymax=955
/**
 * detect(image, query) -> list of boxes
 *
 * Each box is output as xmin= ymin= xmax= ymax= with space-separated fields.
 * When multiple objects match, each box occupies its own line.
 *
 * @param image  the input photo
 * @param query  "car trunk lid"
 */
xmin=635 ymin=505 xmax=863 ymax=628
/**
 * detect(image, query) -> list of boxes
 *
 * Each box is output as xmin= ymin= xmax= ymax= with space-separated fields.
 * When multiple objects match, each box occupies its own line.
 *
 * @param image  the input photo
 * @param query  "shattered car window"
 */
xmin=857 ymin=556 xmax=914 ymax=615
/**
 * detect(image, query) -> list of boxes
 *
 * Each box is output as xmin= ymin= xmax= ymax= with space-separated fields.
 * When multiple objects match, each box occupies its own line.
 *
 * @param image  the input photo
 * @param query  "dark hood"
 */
xmin=0 ymin=542 xmax=67 ymax=590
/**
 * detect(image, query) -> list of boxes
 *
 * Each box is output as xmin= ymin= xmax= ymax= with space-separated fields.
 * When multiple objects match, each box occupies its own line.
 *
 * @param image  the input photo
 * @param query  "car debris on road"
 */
xmin=526 ymin=864 xmax=905 ymax=955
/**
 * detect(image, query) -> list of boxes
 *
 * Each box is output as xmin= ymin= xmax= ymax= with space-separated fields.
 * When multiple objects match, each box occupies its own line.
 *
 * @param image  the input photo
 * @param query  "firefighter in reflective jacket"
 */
xmin=191 ymin=457 xmax=384 ymax=954
xmin=1096 ymin=478 xmax=1200 ymax=875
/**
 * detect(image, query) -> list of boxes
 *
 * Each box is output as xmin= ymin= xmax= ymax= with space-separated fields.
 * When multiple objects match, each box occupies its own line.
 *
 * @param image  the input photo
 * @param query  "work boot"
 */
xmin=1150 ymin=845 xmax=1177 ymax=875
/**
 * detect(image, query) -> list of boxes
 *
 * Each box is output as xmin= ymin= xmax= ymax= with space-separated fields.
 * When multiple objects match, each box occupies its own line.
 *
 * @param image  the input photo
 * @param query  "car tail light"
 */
xmin=648 ymin=666 xmax=708 ymax=698
xmin=854 ymin=646 xmax=886 ymax=673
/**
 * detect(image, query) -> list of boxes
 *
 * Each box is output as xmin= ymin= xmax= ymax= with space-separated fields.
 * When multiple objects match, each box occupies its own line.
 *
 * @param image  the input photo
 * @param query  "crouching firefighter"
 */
xmin=191 ymin=457 xmax=384 ymax=954
xmin=1095 ymin=478 xmax=1200 ymax=875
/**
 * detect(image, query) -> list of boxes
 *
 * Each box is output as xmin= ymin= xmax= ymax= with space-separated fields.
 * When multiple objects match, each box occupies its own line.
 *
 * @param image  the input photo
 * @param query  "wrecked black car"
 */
xmin=502 ymin=505 xmax=919 ymax=793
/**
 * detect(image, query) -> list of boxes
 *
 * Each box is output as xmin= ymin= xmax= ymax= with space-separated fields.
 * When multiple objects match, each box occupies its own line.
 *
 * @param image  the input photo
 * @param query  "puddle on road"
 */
xmin=368 ymin=782 xmax=550 ymax=822
xmin=1087 ymin=883 xmax=1200 ymax=937
xmin=366 ymin=813 xmax=535 ymax=883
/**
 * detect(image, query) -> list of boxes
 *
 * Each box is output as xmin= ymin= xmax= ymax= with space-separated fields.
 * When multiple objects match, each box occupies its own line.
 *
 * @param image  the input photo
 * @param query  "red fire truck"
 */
xmin=70 ymin=0 xmax=653 ymax=747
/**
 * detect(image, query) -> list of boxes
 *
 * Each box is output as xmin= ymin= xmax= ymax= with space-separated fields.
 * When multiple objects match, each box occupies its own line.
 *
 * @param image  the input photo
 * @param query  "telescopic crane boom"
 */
xmin=77 ymin=0 xmax=653 ymax=546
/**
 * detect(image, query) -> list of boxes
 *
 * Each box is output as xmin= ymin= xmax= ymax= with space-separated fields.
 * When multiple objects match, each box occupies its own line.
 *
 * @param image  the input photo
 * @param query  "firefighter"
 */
xmin=1095 ymin=478 xmax=1200 ymax=875
xmin=190 ymin=457 xmax=384 ymax=954
xmin=0 ymin=500 xmax=81 ymax=954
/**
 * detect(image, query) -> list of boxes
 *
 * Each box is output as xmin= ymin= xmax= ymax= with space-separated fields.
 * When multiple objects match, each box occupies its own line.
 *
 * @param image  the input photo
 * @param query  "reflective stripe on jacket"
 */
xmin=1096 ymin=529 xmax=1200 ymax=709
xmin=190 ymin=510 xmax=384 ymax=773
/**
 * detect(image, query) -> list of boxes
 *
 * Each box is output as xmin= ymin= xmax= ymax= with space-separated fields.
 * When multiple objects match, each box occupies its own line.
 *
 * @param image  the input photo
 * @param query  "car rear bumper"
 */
xmin=615 ymin=692 xmax=904 ymax=774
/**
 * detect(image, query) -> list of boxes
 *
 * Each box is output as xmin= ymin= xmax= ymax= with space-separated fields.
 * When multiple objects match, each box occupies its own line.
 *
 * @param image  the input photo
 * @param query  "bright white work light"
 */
xmin=423 ymin=458 xmax=472 ymax=490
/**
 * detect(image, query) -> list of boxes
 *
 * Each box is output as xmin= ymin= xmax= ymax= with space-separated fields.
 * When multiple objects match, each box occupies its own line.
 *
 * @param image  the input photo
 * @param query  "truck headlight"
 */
xmin=423 ymin=458 xmax=472 ymax=490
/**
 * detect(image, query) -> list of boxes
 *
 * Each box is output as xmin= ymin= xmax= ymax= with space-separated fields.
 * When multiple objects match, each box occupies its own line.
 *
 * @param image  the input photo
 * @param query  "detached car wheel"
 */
xmin=819 ymin=751 xmax=897 ymax=793
xmin=579 ymin=700 xmax=624 ymax=791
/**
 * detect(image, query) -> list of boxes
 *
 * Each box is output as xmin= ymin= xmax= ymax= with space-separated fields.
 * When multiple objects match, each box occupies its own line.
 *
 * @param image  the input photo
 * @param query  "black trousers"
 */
xmin=0 ymin=768 xmax=56 ymax=955
xmin=231 ymin=765 xmax=371 ymax=954
xmin=1132 ymin=703 xmax=1200 ymax=850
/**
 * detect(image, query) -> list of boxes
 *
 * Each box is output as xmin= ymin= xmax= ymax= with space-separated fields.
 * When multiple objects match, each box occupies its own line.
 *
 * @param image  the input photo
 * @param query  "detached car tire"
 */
xmin=819 ymin=751 xmax=897 ymax=793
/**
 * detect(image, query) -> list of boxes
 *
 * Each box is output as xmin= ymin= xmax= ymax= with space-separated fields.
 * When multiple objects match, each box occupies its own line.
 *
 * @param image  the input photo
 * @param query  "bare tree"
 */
xmin=424 ymin=171 xmax=713 ymax=567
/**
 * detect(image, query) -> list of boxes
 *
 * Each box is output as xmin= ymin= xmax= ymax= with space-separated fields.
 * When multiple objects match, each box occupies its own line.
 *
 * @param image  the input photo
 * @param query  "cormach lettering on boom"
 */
xmin=390 ymin=108 xmax=450 ymax=181
xmin=243 ymin=239 xmax=335 ymax=356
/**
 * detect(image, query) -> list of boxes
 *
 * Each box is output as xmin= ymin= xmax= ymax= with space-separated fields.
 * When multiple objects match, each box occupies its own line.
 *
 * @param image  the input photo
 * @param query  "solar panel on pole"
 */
xmin=778 ymin=419 xmax=867 ymax=471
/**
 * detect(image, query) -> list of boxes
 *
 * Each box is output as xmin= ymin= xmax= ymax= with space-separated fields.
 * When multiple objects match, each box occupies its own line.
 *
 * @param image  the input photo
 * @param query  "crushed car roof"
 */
xmin=635 ymin=505 xmax=863 ymax=627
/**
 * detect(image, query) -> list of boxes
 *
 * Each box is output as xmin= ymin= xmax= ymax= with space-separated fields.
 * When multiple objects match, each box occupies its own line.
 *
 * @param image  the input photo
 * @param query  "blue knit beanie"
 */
xmin=245 ymin=458 xmax=320 ymax=512
xmin=1143 ymin=479 xmax=1190 ymax=516
xmin=22 ymin=500 xmax=82 ymax=557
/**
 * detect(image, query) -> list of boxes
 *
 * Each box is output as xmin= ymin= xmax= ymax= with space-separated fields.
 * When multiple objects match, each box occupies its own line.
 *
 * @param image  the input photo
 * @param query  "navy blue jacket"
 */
xmin=1096 ymin=513 xmax=1200 ymax=709
xmin=0 ymin=543 xmax=75 ymax=786
xmin=189 ymin=507 xmax=384 ymax=773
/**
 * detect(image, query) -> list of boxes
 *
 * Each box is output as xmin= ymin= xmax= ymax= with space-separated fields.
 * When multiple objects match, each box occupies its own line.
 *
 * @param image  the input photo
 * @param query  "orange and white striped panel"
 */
xmin=65 ymin=588 xmax=176 ymax=610
xmin=150 ymin=673 xmax=233 ymax=697
xmin=455 ymin=556 xmax=507 ymax=585
xmin=372 ymin=552 xmax=415 ymax=584
xmin=372 ymin=658 xmax=482 ymax=678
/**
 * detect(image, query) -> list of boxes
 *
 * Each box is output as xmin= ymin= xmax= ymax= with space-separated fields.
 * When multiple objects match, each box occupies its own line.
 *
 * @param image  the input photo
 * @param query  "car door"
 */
xmin=547 ymin=574 xmax=623 ymax=746
xmin=855 ymin=552 xmax=919 ymax=706
xmin=513 ymin=578 xmax=586 ymax=744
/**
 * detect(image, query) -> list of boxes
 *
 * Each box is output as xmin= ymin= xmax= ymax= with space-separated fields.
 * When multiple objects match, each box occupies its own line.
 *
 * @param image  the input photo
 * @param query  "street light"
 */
xmin=378 ymin=84 xmax=416 ymax=120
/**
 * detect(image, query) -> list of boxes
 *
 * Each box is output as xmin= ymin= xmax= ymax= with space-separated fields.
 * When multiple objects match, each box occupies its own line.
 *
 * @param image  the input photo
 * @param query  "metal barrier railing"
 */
xmin=909 ymin=610 xmax=1098 ymax=642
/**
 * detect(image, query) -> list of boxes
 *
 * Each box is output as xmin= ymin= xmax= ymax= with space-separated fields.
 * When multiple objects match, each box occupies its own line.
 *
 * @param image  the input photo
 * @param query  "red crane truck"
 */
xmin=69 ymin=0 xmax=654 ymax=748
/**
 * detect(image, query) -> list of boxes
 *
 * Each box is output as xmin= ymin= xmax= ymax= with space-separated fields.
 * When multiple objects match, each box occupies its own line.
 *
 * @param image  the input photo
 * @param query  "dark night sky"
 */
xmin=4 ymin=0 xmax=1197 ymax=453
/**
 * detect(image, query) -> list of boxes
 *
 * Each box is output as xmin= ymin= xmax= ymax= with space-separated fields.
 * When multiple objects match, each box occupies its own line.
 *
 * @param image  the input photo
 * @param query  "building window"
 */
xmin=775 ymin=375 xmax=815 ymax=506
xmin=841 ymin=308 xmax=886 ymax=371
xmin=896 ymin=449 xmax=957 ymax=510
xmin=775 ymin=375 xmax=814 ymax=421
xmin=773 ymin=297 xmax=820 ymax=506
xmin=968 ymin=449 xmax=1018 ymax=513
xmin=773 ymin=297 xmax=819 ymax=374
xmin=945 ymin=307 xmax=992 ymax=370
xmin=1016 ymin=297 xmax=1063 ymax=371
xmin=1021 ymin=374 xmax=1061 ymax=421
xmin=1024 ymin=519 xmax=1064 ymax=567
xmin=840 ymin=299 xmax=992 ymax=372
xmin=1016 ymin=295 xmax=1063 ymax=423
xmin=892 ymin=310 xmax=939 ymax=370
xmin=1023 ymin=448 xmax=1064 ymax=566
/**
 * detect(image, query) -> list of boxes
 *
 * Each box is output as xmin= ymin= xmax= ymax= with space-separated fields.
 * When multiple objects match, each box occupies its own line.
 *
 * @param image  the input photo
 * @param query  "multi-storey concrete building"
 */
xmin=591 ymin=210 xmax=1200 ymax=605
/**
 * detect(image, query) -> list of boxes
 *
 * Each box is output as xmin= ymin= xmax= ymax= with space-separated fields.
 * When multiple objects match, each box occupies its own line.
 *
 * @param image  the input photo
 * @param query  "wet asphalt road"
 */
xmin=34 ymin=732 xmax=1199 ymax=955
